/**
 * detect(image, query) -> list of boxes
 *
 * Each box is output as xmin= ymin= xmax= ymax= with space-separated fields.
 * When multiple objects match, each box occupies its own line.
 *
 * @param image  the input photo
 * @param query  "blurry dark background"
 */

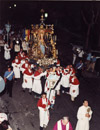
xmin=0 ymin=1 xmax=100 ymax=65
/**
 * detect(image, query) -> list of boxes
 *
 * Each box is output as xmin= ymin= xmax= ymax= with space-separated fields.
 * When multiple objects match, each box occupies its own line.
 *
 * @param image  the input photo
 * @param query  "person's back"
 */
xmin=87 ymin=53 xmax=91 ymax=61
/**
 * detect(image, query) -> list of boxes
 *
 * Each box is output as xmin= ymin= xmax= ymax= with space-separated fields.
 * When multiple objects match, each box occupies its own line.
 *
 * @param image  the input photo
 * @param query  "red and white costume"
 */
xmin=17 ymin=51 xmax=23 ymax=57
xmin=37 ymin=98 xmax=50 ymax=127
xmin=56 ymin=59 xmax=60 ymax=67
xmin=69 ymin=76 xmax=80 ymax=101
xmin=61 ymin=69 xmax=70 ymax=88
xmin=21 ymin=62 xmax=29 ymax=73
xmin=32 ymin=71 xmax=46 ymax=94
xmin=22 ymin=68 xmax=33 ymax=89
xmin=54 ymin=69 xmax=62 ymax=91
xmin=21 ymin=61 xmax=34 ymax=73
xmin=12 ymin=59 xmax=21 ymax=78
xmin=18 ymin=54 xmax=28 ymax=66
xmin=70 ymin=67 xmax=76 ymax=76
xmin=45 ymin=72 xmax=59 ymax=106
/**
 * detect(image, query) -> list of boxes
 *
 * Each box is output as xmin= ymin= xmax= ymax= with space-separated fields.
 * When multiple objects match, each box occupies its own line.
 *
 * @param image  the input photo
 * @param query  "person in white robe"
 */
xmin=32 ymin=67 xmax=46 ymax=96
xmin=22 ymin=40 xmax=29 ymax=53
xmin=20 ymin=59 xmax=29 ymax=73
xmin=60 ymin=68 xmax=70 ymax=94
xmin=37 ymin=93 xmax=50 ymax=130
xmin=14 ymin=40 xmax=20 ymax=54
xmin=45 ymin=68 xmax=59 ymax=109
xmin=12 ymin=56 xmax=21 ymax=80
xmin=75 ymin=100 xmax=93 ymax=130
xmin=18 ymin=51 xmax=28 ymax=66
xmin=22 ymin=64 xmax=33 ymax=93
xmin=4 ymin=43 xmax=11 ymax=60
xmin=55 ymin=66 xmax=62 ymax=95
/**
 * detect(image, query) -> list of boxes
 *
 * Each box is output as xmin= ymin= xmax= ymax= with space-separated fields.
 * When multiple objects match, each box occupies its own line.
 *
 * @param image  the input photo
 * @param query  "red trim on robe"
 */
xmin=18 ymin=52 xmax=22 ymax=57
xmin=56 ymin=71 xmax=61 ymax=76
xmin=70 ymin=76 xmax=80 ymax=85
xmin=12 ymin=59 xmax=21 ymax=64
xmin=46 ymin=73 xmax=49 ymax=77
xmin=56 ymin=59 xmax=60 ymax=65
xmin=22 ymin=63 xmax=29 ymax=69
xmin=18 ymin=55 xmax=28 ymax=61
xmin=62 ymin=69 xmax=69 ymax=75
xmin=34 ymin=71 xmax=41 ymax=77
xmin=71 ymin=68 xmax=76 ymax=75
xmin=23 ymin=69 xmax=33 ymax=76
xmin=37 ymin=98 xmax=50 ymax=108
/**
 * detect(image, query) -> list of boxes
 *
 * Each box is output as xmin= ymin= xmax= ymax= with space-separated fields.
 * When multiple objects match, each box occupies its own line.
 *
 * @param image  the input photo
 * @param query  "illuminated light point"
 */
xmin=45 ymin=13 xmax=48 ymax=18
xmin=14 ymin=4 xmax=16 ymax=7
xmin=9 ymin=6 xmax=11 ymax=9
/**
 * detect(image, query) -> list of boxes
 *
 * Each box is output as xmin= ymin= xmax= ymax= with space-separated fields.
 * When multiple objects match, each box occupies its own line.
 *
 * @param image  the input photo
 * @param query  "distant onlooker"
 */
xmin=4 ymin=43 xmax=11 ymax=61
xmin=78 ymin=49 xmax=84 ymax=60
xmin=87 ymin=55 xmax=97 ymax=72
xmin=86 ymin=51 xmax=92 ymax=69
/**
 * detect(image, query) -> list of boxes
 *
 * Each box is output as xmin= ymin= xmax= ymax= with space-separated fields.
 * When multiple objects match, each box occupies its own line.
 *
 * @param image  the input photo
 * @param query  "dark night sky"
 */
xmin=0 ymin=1 xmax=82 ymax=27
xmin=0 ymin=1 xmax=100 ymax=50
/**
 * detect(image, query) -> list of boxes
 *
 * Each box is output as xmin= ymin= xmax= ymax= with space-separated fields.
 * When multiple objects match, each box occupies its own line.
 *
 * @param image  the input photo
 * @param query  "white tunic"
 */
xmin=22 ymin=72 xmax=33 ymax=89
xmin=69 ymin=84 xmax=79 ymax=98
xmin=45 ymin=81 xmax=56 ymax=105
xmin=61 ymin=73 xmax=70 ymax=88
xmin=20 ymin=63 xmax=28 ymax=73
xmin=22 ymin=41 xmax=28 ymax=51
xmin=14 ymin=43 xmax=20 ymax=52
xmin=12 ymin=61 xmax=21 ymax=78
xmin=32 ymin=72 xmax=46 ymax=94
xmin=4 ymin=44 xmax=11 ymax=60
xmin=55 ymin=71 xmax=62 ymax=91
xmin=38 ymin=98 xmax=50 ymax=127
xmin=45 ymin=72 xmax=58 ymax=104
xmin=75 ymin=105 xmax=93 ymax=130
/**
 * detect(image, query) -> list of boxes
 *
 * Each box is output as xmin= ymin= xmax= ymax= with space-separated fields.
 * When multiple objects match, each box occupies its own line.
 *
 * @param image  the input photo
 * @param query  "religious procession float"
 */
xmin=24 ymin=11 xmax=58 ymax=68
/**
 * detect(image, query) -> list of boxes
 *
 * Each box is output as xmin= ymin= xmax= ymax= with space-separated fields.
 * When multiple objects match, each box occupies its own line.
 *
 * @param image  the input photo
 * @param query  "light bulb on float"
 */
xmin=45 ymin=13 xmax=48 ymax=18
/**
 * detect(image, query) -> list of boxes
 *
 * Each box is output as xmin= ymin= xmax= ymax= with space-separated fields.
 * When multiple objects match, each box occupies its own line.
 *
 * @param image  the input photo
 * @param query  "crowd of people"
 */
xmin=72 ymin=47 xmax=100 ymax=77
xmin=2 ymin=47 xmax=93 ymax=130
xmin=0 ymin=27 xmax=94 ymax=130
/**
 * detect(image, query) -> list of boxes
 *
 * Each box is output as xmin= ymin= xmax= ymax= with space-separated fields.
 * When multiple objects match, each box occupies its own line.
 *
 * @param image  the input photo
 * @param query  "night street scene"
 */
xmin=0 ymin=1 xmax=100 ymax=130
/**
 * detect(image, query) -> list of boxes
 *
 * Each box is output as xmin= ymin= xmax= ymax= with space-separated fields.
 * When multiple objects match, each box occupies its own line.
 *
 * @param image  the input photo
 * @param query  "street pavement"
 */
xmin=0 ymin=48 xmax=100 ymax=130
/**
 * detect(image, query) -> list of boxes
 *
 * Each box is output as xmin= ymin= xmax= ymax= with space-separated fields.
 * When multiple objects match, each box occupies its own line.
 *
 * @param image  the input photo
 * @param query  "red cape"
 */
xmin=37 ymin=98 xmax=50 ymax=108
xmin=12 ymin=59 xmax=20 ymax=64
xmin=23 ymin=69 xmax=33 ymax=75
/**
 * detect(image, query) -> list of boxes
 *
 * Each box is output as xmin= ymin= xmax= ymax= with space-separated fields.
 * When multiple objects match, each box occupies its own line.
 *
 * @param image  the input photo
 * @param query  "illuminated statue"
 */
xmin=28 ymin=12 xmax=58 ymax=63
